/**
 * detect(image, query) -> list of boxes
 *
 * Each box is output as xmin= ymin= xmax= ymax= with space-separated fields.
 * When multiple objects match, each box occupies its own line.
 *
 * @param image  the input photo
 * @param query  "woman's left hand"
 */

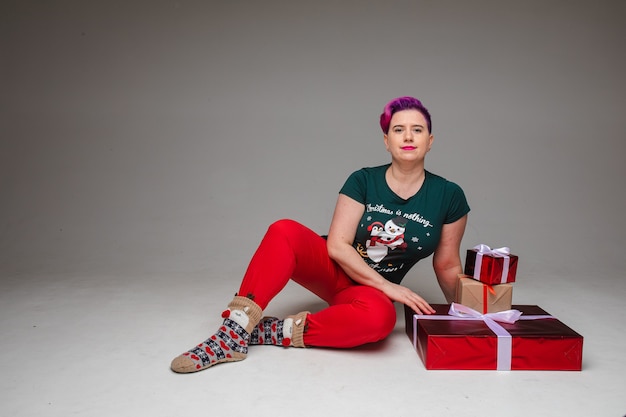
xmin=381 ymin=281 xmax=435 ymax=315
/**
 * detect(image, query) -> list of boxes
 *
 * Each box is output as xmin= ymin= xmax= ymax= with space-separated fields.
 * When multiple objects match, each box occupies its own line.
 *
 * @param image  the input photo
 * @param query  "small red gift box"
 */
xmin=404 ymin=304 xmax=583 ymax=371
xmin=464 ymin=244 xmax=518 ymax=284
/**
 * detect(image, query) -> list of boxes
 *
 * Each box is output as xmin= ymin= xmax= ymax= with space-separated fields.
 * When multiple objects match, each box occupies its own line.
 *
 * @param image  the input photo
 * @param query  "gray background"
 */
xmin=2 ymin=1 xmax=626 ymax=416
xmin=3 ymin=0 xmax=624 ymax=279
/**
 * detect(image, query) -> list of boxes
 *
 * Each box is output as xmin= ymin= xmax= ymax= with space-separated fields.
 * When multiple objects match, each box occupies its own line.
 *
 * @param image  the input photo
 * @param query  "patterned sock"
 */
xmin=249 ymin=311 xmax=309 ymax=347
xmin=249 ymin=317 xmax=289 ymax=346
xmin=170 ymin=296 xmax=262 ymax=373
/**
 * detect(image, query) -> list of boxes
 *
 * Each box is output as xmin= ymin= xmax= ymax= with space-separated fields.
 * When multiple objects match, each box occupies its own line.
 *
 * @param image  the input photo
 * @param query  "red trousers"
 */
xmin=237 ymin=219 xmax=397 ymax=348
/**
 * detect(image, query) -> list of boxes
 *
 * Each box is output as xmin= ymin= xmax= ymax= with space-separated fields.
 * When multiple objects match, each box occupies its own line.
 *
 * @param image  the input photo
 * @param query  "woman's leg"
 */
xmin=237 ymin=219 xmax=353 ymax=309
xmin=171 ymin=219 xmax=349 ymax=372
xmin=303 ymin=285 xmax=397 ymax=348
xmin=241 ymin=220 xmax=397 ymax=349
xmin=252 ymin=285 xmax=396 ymax=348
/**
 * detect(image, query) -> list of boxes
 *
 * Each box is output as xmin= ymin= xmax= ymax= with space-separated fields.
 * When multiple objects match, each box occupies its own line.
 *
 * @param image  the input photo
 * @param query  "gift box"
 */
xmin=455 ymin=275 xmax=512 ymax=313
xmin=464 ymin=244 xmax=518 ymax=284
xmin=404 ymin=303 xmax=583 ymax=371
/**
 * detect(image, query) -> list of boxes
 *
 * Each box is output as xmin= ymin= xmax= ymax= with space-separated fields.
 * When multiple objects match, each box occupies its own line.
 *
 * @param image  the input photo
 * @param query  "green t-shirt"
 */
xmin=339 ymin=164 xmax=470 ymax=284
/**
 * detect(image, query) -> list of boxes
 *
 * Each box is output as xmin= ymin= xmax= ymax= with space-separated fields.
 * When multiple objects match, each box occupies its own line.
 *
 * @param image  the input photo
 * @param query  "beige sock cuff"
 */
xmin=287 ymin=311 xmax=310 ymax=348
xmin=228 ymin=296 xmax=263 ymax=334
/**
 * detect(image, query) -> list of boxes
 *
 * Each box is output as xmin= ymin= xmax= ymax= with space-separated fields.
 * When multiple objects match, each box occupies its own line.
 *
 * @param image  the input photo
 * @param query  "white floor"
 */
xmin=1 ymin=266 xmax=624 ymax=417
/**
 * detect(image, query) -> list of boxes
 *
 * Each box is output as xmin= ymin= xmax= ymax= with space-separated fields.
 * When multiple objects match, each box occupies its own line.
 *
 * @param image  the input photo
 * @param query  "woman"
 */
xmin=171 ymin=96 xmax=470 ymax=373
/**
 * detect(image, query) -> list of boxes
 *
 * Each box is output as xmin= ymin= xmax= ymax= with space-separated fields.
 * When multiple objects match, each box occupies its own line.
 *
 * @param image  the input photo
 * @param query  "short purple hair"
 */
xmin=379 ymin=96 xmax=432 ymax=134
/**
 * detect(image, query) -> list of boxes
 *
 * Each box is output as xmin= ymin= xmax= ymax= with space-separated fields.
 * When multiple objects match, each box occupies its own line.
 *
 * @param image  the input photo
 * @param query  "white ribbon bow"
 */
xmin=448 ymin=302 xmax=521 ymax=323
xmin=473 ymin=244 xmax=511 ymax=284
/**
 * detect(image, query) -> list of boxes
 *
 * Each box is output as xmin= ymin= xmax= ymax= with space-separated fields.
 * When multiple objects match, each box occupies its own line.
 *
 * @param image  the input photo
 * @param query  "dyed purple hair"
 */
xmin=379 ymin=96 xmax=432 ymax=134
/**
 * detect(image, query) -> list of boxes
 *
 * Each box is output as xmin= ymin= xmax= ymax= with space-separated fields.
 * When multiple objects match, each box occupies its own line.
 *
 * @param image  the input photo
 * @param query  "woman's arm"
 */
xmin=327 ymin=194 xmax=435 ymax=314
xmin=432 ymin=214 xmax=468 ymax=303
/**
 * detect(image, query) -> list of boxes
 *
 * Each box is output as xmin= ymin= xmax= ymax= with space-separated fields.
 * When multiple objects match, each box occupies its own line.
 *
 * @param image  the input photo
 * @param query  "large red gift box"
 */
xmin=404 ymin=304 xmax=583 ymax=371
xmin=464 ymin=245 xmax=518 ymax=284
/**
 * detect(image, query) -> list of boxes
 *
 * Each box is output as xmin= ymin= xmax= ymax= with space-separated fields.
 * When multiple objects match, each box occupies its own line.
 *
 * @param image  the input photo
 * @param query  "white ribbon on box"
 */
xmin=413 ymin=303 xmax=552 ymax=371
xmin=473 ymin=244 xmax=511 ymax=284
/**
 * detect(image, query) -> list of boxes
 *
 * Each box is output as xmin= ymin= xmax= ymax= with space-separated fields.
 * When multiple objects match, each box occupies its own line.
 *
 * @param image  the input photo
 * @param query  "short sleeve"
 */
xmin=444 ymin=181 xmax=470 ymax=224
xmin=339 ymin=169 xmax=367 ymax=204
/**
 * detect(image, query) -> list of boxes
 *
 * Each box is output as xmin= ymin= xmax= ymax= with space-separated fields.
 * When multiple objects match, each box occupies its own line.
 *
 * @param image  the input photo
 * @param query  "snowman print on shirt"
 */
xmin=365 ymin=216 xmax=408 ymax=262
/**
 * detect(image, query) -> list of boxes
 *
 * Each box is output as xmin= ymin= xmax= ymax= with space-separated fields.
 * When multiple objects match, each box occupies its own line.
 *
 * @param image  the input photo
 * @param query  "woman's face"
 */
xmin=383 ymin=109 xmax=433 ymax=163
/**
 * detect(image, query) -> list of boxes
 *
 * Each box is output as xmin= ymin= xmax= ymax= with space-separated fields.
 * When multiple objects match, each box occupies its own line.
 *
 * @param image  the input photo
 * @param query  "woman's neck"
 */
xmin=386 ymin=162 xmax=426 ymax=199
xmin=388 ymin=161 xmax=425 ymax=182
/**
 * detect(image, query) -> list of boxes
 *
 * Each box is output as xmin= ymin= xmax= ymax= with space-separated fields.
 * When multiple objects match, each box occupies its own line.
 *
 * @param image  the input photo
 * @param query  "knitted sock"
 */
xmin=249 ymin=311 xmax=309 ymax=348
xmin=170 ymin=296 xmax=262 ymax=373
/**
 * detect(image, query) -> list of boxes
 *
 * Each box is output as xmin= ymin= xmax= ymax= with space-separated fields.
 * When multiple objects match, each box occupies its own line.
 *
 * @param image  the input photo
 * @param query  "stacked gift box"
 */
xmin=404 ymin=244 xmax=584 ymax=371
xmin=457 ymin=244 xmax=518 ymax=314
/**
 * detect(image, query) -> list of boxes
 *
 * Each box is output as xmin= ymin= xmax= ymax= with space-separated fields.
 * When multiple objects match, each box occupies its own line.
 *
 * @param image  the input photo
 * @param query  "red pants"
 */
xmin=237 ymin=219 xmax=396 ymax=348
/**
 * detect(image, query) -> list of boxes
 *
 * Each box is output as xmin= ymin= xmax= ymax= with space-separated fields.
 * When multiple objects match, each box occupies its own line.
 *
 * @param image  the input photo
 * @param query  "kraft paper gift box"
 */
xmin=404 ymin=303 xmax=583 ymax=371
xmin=455 ymin=275 xmax=512 ymax=314
xmin=464 ymin=244 xmax=518 ymax=285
